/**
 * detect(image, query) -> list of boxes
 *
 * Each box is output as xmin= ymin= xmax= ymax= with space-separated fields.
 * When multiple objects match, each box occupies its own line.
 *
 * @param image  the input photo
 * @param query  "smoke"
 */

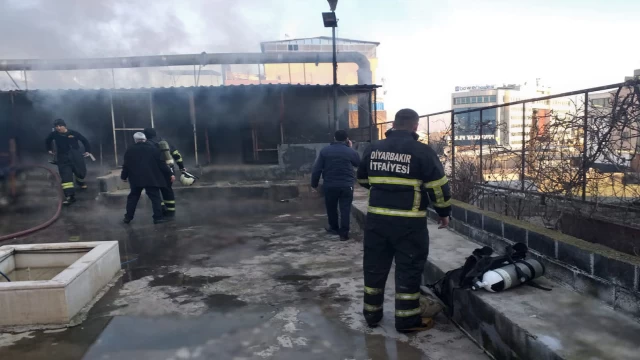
xmin=0 ymin=0 xmax=287 ymax=89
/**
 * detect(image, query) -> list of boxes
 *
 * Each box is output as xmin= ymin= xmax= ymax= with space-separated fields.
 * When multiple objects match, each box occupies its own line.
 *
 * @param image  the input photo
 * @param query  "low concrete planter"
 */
xmin=0 ymin=241 xmax=120 ymax=327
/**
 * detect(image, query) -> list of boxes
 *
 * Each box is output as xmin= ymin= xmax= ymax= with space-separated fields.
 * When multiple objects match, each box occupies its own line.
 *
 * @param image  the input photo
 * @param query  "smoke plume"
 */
xmin=0 ymin=0 xmax=286 ymax=89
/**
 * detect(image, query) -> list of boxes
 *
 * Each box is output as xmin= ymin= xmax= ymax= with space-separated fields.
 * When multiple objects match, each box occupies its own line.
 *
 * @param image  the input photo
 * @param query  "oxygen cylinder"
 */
xmin=158 ymin=140 xmax=174 ymax=165
xmin=477 ymin=259 xmax=545 ymax=292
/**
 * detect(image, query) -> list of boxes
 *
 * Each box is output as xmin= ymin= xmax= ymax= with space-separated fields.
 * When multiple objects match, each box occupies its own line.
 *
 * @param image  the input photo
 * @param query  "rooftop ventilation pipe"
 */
xmin=0 ymin=52 xmax=373 ymax=85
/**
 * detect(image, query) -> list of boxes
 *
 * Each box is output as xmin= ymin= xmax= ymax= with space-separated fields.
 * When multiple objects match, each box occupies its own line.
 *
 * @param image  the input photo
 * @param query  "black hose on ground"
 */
xmin=0 ymin=165 xmax=64 ymax=242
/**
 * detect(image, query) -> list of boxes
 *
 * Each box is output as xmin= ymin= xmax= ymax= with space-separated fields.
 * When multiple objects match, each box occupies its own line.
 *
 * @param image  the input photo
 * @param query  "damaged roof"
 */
xmin=0 ymin=83 xmax=380 ymax=95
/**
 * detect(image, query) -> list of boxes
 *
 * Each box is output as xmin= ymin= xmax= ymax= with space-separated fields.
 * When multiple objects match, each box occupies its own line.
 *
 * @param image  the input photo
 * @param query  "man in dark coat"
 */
xmin=120 ymin=132 xmax=174 ymax=224
xmin=311 ymin=130 xmax=361 ymax=240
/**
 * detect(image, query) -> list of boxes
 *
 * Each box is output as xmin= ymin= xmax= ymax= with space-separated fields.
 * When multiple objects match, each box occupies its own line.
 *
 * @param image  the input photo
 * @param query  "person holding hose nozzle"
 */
xmin=357 ymin=109 xmax=451 ymax=333
xmin=45 ymin=119 xmax=91 ymax=206
xmin=143 ymin=128 xmax=185 ymax=219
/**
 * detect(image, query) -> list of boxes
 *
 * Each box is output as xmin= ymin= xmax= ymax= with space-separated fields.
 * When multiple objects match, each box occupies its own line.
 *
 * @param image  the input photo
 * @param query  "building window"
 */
xmin=453 ymin=95 xmax=498 ymax=105
xmin=287 ymin=44 xmax=299 ymax=51
xmin=591 ymin=98 xmax=608 ymax=107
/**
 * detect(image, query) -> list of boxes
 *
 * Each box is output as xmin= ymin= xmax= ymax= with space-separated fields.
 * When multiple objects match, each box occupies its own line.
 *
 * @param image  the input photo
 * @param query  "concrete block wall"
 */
xmin=429 ymin=201 xmax=640 ymax=320
xmin=278 ymin=141 xmax=369 ymax=173
xmin=97 ymin=141 xmax=371 ymax=193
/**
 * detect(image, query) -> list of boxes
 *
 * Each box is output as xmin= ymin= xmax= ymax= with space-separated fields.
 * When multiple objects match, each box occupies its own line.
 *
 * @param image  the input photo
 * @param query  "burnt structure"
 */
xmin=0 ymin=84 xmax=378 ymax=168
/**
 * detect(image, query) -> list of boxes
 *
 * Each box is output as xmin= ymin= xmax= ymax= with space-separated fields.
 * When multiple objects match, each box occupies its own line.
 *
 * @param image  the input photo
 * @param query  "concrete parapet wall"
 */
xmin=430 ymin=200 xmax=640 ymax=320
xmin=351 ymin=189 xmax=640 ymax=360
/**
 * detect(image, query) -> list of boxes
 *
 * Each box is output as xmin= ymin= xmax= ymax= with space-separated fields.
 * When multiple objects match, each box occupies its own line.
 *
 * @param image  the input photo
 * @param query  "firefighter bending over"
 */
xmin=143 ymin=128 xmax=184 ymax=218
xmin=357 ymin=108 xmax=451 ymax=333
xmin=45 ymin=119 xmax=91 ymax=206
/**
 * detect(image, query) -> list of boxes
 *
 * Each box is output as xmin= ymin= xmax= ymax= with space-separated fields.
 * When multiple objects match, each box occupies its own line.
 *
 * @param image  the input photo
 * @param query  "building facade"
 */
xmin=451 ymin=81 xmax=573 ymax=149
xmin=589 ymin=70 xmax=640 ymax=170
xmin=260 ymin=37 xmax=387 ymax=131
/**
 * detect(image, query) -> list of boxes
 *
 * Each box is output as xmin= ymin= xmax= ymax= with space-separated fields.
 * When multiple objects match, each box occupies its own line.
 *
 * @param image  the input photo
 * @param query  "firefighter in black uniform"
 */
xmin=45 ymin=119 xmax=91 ymax=205
xmin=143 ymin=128 xmax=185 ymax=218
xmin=357 ymin=108 xmax=451 ymax=333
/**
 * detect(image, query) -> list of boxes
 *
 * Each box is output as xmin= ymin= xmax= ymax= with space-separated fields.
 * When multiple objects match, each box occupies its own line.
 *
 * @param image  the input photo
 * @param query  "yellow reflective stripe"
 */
xmin=368 ymin=207 xmax=426 ymax=218
xmin=166 ymin=208 xmax=176 ymax=211
xmin=172 ymin=150 xmax=183 ymax=162
xmin=433 ymin=186 xmax=444 ymax=205
xmin=424 ymin=176 xmax=448 ymax=189
xmin=164 ymin=200 xmax=176 ymax=204
xmin=61 ymin=182 xmax=75 ymax=189
xmin=161 ymin=202 xmax=165 ymax=206
xmin=75 ymin=178 xmax=85 ymax=183
xmin=433 ymin=200 xmax=451 ymax=208
xmin=412 ymin=185 xmax=421 ymax=212
xmin=364 ymin=286 xmax=383 ymax=295
xmin=357 ymin=179 xmax=369 ymax=184
xmin=364 ymin=303 xmax=383 ymax=312
xmin=396 ymin=292 xmax=420 ymax=300
xmin=369 ymin=177 xmax=422 ymax=186
xmin=395 ymin=308 xmax=422 ymax=317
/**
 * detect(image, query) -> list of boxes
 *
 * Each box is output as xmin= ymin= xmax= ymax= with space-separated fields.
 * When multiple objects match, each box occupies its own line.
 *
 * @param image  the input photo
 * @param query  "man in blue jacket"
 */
xmin=311 ymin=130 xmax=361 ymax=241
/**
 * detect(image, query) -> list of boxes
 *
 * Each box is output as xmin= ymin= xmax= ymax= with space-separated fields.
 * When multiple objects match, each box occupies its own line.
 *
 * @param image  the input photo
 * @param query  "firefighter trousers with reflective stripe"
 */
xmin=160 ymin=180 xmax=176 ymax=216
xmin=57 ymin=150 xmax=87 ymax=197
xmin=362 ymin=213 xmax=429 ymax=330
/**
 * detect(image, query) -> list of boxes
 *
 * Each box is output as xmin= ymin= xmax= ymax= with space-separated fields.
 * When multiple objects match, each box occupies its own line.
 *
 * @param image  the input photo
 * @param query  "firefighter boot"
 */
xmin=396 ymin=317 xmax=434 ymax=333
xmin=63 ymin=196 xmax=76 ymax=206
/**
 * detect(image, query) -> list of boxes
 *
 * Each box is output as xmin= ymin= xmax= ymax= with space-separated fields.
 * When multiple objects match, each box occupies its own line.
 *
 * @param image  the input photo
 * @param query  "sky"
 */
xmin=1 ymin=0 xmax=639 ymax=119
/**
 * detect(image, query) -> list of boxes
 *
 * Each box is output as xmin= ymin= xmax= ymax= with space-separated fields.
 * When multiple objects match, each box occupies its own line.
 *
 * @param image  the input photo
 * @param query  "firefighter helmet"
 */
xmin=180 ymin=173 xmax=196 ymax=186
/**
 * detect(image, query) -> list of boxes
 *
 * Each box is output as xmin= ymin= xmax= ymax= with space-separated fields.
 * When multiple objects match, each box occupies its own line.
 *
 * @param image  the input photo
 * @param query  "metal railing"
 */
xmin=355 ymin=79 xmax=640 ymax=226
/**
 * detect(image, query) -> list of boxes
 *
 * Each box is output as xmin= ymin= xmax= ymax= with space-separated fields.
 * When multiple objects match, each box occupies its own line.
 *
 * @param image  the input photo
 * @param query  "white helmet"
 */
xmin=180 ymin=174 xmax=196 ymax=186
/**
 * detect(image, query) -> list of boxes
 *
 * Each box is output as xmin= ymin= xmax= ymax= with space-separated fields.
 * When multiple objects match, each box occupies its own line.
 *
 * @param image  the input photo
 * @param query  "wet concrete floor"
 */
xmin=0 ymin=179 xmax=487 ymax=360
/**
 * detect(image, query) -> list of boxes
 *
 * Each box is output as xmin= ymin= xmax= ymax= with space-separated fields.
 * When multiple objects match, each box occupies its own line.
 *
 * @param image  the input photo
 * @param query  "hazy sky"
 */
xmin=2 ymin=0 xmax=639 ymax=117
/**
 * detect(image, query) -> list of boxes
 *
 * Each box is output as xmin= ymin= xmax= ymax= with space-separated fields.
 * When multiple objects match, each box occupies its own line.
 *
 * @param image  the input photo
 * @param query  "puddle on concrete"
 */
xmin=203 ymin=294 xmax=248 ymax=310
xmin=149 ymin=272 xmax=230 ymax=287
xmin=276 ymin=274 xmax=321 ymax=282
xmin=123 ymin=267 xmax=156 ymax=283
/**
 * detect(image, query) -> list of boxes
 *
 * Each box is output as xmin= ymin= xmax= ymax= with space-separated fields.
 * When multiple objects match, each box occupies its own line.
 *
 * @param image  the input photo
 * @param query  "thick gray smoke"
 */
xmin=0 ymin=0 xmax=285 ymax=89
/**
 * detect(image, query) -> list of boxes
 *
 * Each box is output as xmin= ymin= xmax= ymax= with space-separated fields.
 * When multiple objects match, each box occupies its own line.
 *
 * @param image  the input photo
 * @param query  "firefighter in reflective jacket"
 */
xmin=356 ymin=108 xmax=451 ymax=333
xmin=144 ymin=128 xmax=185 ymax=218
xmin=45 ymin=119 xmax=91 ymax=206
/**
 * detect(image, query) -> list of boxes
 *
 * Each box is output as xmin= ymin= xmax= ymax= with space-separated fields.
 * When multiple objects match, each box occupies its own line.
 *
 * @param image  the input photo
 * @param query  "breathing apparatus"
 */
xmin=158 ymin=140 xmax=174 ymax=166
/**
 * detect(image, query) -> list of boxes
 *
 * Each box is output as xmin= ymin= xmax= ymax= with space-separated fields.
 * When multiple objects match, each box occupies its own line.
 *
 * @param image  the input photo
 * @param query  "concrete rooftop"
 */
xmin=0 ymin=181 xmax=487 ymax=360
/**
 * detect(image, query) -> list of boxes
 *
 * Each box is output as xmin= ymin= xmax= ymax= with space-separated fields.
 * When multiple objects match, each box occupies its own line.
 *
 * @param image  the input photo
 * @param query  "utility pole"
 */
xmin=332 ymin=24 xmax=338 ymax=131
xmin=323 ymin=0 xmax=339 ymax=131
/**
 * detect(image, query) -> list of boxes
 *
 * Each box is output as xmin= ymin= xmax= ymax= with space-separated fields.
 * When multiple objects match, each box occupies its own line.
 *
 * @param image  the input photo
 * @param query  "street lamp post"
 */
xmin=323 ymin=0 xmax=339 ymax=131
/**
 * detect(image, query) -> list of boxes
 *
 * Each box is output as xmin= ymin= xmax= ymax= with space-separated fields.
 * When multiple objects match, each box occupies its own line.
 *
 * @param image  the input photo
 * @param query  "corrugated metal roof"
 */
xmin=0 ymin=83 xmax=380 ymax=94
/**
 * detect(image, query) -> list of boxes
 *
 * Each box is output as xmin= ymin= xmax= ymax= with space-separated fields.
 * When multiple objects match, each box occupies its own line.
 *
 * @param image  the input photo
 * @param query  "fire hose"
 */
xmin=0 ymin=165 xmax=64 ymax=242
